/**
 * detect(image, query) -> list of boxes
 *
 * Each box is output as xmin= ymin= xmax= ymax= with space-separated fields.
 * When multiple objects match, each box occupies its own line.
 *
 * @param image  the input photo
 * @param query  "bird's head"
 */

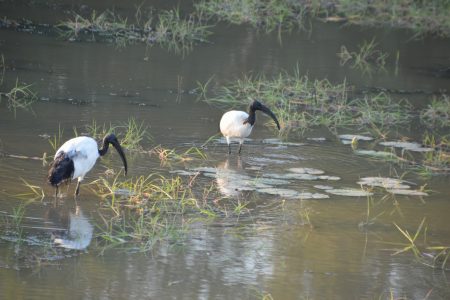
xmin=250 ymin=100 xmax=281 ymax=130
xmin=103 ymin=134 xmax=128 ymax=175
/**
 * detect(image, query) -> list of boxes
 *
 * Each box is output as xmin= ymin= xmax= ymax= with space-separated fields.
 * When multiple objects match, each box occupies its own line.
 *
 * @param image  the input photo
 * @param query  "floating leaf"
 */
xmin=318 ymin=175 xmax=341 ymax=181
xmin=262 ymin=139 xmax=304 ymax=146
xmin=288 ymin=167 xmax=325 ymax=175
xmin=354 ymin=150 xmax=396 ymax=158
xmin=313 ymin=185 xmax=334 ymax=190
xmin=379 ymin=141 xmax=433 ymax=152
xmin=386 ymin=189 xmax=428 ymax=196
xmin=339 ymin=134 xmax=374 ymax=141
xmin=170 ymin=170 xmax=199 ymax=176
xmin=326 ymin=188 xmax=373 ymax=197
xmin=357 ymin=177 xmax=411 ymax=189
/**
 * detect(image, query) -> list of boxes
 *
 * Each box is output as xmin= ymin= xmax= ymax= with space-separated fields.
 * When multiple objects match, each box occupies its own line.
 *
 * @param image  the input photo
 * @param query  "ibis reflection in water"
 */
xmin=53 ymin=205 xmax=94 ymax=250
xmin=48 ymin=134 xmax=128 ymax=197
xmin=220 ymin=100 xmax=281 ymax=154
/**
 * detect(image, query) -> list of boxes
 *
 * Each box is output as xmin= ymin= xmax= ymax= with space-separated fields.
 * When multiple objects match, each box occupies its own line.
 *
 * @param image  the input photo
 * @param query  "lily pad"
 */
xmin=326 ymin=188 xmax=373 ymax=197
xmin=313 ymin=185 xmax=334 ymax=190
xmin=379 ymin=141 xmax=433 ymax=152
xmin=288 ymin=167 xmax=325 ymax=175
xmin=247 ymin=157 xmax=288 ymax=166
xmin=170 ymin=170 xmax=199 ymax=176
xmin=191 ymin=167 xmax=217 ymax=173
xmin=386 ymin=189 xmax=428 ymax=196
xmin=307 ymin=137 xmax=326 ymax=142
xmin=262 ymin=139 xmax=304 ymax=146
xmin=258 ymin=188 xmax=329 ymax=199
xmin=318 ymin=175 xmax=341 ymax=181
xmin=357 ymin=177 xmax=411 ymax=189
xmin=265 ymin=173 xmax=319 ymax=180
xmin=259 ymin=188 xmax=301 ymax=198
xmin=339 ymin=134 xmax=374 ymax=141
xmin=354 ymin=150 xmax=396 ymax=158
xmin=264 ymin=153 xmax=304 ymax=160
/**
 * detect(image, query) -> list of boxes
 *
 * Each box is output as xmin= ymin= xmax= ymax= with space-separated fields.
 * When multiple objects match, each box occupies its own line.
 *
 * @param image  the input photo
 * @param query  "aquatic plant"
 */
xmin=195 ymin=0 xmax=450 ymax=37
xmin=150 ymin=145 xmax=207 ymax=165
xmin=420 ymin=94 xmax=450 ymax=128
xmin=0 ymin=54 xmax=5 ymax=85
xmin=391 ymin=218 xmax=450 ymax=270
xmin=199 ymin=69 xmax=413 ymax=132
xmin=0 ymin=78 xmax=37 ymax=117
xmin=331 ymin=0 xmax=450 ymax=38
xmin=57 ymin=8 xmax=212 ymax=54
xmin=85 ymin=118 xmax=149 ymax=152
xmin=91 ymin=173 xmax=205 ymax=252
xmin=194 ymin=0 xmax=308 ymax=32
xmin=48 ymin=124 xmax=65 ymax=152
xmin=149 ymin=8 xmax=212 ymax=54
xmin=338 ymin=39 xmax=388 ymax=74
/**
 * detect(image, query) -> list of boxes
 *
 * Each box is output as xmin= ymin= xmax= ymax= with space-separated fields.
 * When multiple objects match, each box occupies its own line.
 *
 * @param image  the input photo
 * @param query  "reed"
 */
xmin=0 ymin=78 xmax=37 ymax=117
xmin=338 ymin=39 xmax=388 ymax=74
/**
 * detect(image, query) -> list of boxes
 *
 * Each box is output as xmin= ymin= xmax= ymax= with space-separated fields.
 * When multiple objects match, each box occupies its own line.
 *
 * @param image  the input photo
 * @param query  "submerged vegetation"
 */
xmin=0 ymin=78 xmax=37 ymax=117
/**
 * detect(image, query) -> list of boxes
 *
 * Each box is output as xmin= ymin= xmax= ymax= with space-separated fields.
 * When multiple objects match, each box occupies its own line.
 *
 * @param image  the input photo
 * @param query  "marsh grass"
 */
xmin=194 ymin=0 xmax=309 ymax=32
xmin=420 ymin=94 xmax=450 ymax=128
xmin=84 ymin=118 xmax=150 ymax=152
xmin=0 ymin=54 xmax=5 ymax=85
xmin=57 ymin=8 xmax=212 ymax=54
xmin=200 ymin=69 xmax=412 ymax=132
xmin=338 ymin=39 xmax=388 ymax=74
xmin=48 ymin=124 xmax=65 ymax=152
xmin=15 ymin=179 xmax=45 ymax=201
xmin=91 ymin=173 xmax=208 ymax=252
xmin=150 ymin=145 xmax=207 ymax=165
xmin=194 ymin=0 xmax=450 ymax=37
xmin=391 ymin=218 xmax=450 ymax=270
xmin=332 ymin=0 xmax=450 ymax=38
xmin=0 ymin=78 xmax=37 ymax=117
xmin=151 ymin=8 xmax=212 ymax=54
xmin=418 ymin=133 xmax=450 ymax=175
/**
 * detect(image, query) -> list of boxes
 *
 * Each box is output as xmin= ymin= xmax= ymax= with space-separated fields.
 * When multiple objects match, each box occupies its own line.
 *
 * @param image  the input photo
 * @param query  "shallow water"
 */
xmin=1 ymin=1 xmax=450 ymax=299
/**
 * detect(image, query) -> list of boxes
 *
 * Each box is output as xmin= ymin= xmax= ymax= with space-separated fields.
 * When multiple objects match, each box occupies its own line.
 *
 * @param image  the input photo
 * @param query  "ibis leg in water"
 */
xmin=219 ymin=100 xmax=280 ymax=155
xmin=48 ymin=133 xmax=128 ymax=197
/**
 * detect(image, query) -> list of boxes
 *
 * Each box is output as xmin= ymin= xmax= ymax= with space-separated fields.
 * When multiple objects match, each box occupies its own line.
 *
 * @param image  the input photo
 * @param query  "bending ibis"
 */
xmin=48 ymin=133 xmax=128 ymax=197
xmin=219 ymin=100 xmax=280 ymax=154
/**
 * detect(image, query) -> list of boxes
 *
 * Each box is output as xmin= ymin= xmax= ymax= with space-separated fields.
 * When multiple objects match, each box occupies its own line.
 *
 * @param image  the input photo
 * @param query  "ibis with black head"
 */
xmin=220 ymin=100 xmax=281 ymax=154
xmin=48 ymin=133 xmax=128 ymax=197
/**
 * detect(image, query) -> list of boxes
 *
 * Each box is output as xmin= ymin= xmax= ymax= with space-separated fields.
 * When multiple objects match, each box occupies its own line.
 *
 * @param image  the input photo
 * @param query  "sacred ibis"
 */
xmin=48 ymin=133 xmax=128 ymax=197
xmin=220 ymin=100 xmax=280 ymax=154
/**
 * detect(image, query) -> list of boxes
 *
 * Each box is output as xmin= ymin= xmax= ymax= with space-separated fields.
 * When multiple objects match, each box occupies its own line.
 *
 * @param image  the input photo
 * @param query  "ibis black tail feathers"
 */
xmin=48 ymin=152 xmax=75 ymax=187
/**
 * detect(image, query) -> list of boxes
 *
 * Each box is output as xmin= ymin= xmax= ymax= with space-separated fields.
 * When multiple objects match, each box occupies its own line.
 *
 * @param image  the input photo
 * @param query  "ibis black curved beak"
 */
xmin=111 ymin=140 xmax=128 ymax=175
xmin=258 ymin=104 xmax=281 ymax=130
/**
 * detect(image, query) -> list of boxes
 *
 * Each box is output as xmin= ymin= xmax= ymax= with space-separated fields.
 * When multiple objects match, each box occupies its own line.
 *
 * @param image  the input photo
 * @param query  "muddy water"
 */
xmin=1 ymin=2 xmax=450 ymax=299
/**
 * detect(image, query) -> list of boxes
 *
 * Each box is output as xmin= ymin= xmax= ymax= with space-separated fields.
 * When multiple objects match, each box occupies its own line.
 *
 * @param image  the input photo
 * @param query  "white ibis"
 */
xmin=48 ymin=133 xmax=128 ymax=197
xmin=219 ymin=100 xmax=280 ymax=154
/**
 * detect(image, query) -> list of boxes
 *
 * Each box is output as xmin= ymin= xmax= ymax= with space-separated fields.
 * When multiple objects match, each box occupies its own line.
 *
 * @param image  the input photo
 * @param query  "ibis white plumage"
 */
xmin=220 ymin=100 xmax=280 ymax=154
xmin=48 ymin=133 xmax=127 ymax=197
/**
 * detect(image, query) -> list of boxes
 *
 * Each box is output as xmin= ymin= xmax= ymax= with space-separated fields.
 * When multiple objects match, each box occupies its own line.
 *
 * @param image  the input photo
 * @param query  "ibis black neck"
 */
xmin=246 ymin=106 xmax=257 ymax=126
